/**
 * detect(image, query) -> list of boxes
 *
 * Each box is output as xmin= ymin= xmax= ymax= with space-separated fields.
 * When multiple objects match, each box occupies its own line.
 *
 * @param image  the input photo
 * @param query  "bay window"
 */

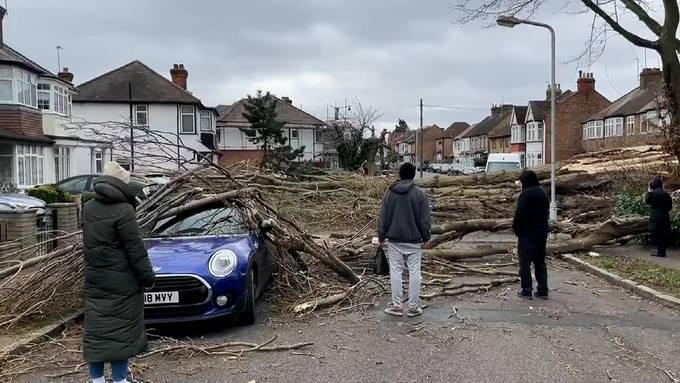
xmin=37 ymin=83 xmax=50 ymax=110
xmin=16 ymin=69 xmax=37 ymax=108
xmin=16 ymin=145 xmax=44 ymax=187
xmin=54 ymin=146 xmax=71 ymax=182
xmin=0 ymin=67 xmax=12 ymax=102
xmin=605 ymin=117 xmax=624 ymax=137
xmin=53 ymin=85 xmax=70 ymax=115
xmin=180 ymin=105 xmax=195 ymax=133
xmin=199 ymin=110 xmax=212 ymax=131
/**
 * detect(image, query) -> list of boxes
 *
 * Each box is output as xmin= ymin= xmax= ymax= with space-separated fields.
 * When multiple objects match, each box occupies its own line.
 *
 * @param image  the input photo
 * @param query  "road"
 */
xmin=11 ymin=259 xmax=680 ymax=383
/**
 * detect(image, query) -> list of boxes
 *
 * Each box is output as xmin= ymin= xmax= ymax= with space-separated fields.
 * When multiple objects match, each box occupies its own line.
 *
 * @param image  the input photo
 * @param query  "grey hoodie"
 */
xmin=378 ymin=179 xmax=431 ymax=244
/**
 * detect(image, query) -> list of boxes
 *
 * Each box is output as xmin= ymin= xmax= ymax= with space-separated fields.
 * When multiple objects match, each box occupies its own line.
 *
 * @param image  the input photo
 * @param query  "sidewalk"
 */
xmin=597 ymin=245 xmax=680 ymax=270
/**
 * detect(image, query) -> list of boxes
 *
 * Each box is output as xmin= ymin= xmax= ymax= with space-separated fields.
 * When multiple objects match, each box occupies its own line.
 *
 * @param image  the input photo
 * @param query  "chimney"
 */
xmin=170 ymin=63 xmax=188 ymax=90
xmin=491 ymin=104 xmax=502 ymax=117
xmin=545 ymin=83 xmax=563 ymax=100
xmin=58 ymin=68 xmax=74 ymax=84
xmin=0 ymin=6 xmax=6 ymax=49
xmin=281 ymin=96 xmax=293 ymax=104
xmin=577 ymin=71 xmax=595 ymax=93
xmin=640 ymin=67 xmax=663 ymax=89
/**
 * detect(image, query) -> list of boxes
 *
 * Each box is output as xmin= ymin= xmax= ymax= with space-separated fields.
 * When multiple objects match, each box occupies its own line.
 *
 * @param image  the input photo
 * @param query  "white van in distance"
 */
xmin=485 ymin=153 xmax=523 ymax=173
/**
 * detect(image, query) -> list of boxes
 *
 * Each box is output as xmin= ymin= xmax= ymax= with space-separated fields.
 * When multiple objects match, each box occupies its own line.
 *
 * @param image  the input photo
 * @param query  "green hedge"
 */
xmin=27 ymin=185 xmax=75 ymax=204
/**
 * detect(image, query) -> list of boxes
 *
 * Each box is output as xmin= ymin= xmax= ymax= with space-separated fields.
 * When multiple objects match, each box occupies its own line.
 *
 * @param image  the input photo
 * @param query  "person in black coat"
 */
xmin=645 ymin=176 xmax=673 ymax=257
xmin=512 ymin=170 xmax=550 ymax=300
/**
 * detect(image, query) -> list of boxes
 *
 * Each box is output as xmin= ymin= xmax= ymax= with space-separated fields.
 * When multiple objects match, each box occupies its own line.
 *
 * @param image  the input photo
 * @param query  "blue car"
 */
xmin=143 ymin=207 xmax=272 ymax=324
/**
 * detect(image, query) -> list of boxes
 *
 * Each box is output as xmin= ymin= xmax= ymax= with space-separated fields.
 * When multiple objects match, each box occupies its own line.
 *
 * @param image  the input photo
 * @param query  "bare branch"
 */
xmin=580 ymin=0 xmax=659 ymax=50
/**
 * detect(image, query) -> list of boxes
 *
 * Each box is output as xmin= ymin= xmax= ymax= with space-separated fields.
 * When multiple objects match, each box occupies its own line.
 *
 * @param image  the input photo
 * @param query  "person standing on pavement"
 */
xmin=378 ymin=162 xmax=432 ymax=317
xmin=513 ymin=170 xmax=550 ymax=300
xmin=645 ymin=176 xmax=673 ymax=258
xmin=82 ymin=162 xmax=155 ymax=383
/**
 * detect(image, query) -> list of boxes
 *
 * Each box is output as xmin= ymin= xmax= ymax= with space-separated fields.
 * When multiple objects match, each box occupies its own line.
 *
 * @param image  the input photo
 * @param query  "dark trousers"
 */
xmin=651 ymin=229 xmax=668 ymax=257
xmin=518 ymin=234 xmax=548 ymax=293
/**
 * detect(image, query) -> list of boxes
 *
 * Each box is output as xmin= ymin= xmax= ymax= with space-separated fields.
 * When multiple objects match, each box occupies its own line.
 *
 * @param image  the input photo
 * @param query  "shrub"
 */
xmin=27 ymin=185 xmax=75 ymax=204
xmin=614 ymin=188 xmax=680 ymax=245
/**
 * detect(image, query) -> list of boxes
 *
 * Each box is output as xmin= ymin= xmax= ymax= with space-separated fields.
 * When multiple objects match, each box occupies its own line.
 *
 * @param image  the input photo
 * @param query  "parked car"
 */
xmin=485 ymin=153 xmax=523 ymax=173
xmin=429 ymin=163 xmax=443 ymax=173
xmin=143 ymin=207 xmax=272 ymax=324
xmin=53 ymin=174 xmax=155 ymax=200
xmin=0 ymin=194 xmax=46 ymax=214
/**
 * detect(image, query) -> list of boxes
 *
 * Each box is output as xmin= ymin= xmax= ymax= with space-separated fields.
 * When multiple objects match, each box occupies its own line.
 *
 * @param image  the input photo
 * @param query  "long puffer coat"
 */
xmin=82 ymin=176 xmax=155 ymax=363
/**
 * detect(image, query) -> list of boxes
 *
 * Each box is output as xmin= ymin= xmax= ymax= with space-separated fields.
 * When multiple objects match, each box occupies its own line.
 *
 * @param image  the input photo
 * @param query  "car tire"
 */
xmin=236 ymin=268 xmax=256 ymax=325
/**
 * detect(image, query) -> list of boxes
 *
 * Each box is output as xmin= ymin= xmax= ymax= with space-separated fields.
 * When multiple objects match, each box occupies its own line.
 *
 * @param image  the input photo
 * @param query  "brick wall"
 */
xmin=0 ymin=209 xmax=37 ymax=258
xmin=583 ymin=115 xmax=662 ymax=152
xmin=545 ymin=77 xmax=611 ymax=163
xmin=48 ymin=203 xmax=80 ymax=247
xmin=421 ymin=126 xmax=444 ymax=162
xmin=489 ymin=136 xmax=510 ymax=153
xmin=218 ymin=149 xmax=264 ymax=168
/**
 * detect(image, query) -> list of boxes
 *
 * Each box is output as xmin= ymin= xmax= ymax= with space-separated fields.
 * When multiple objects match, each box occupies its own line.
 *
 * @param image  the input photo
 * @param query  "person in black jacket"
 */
xmin=512 ymin=170 xmax=550 ymax=300
xmin=645 ymin=176 xmax=673 ymax=257
xmin=83 ymin=162 xmax=155 ymax=383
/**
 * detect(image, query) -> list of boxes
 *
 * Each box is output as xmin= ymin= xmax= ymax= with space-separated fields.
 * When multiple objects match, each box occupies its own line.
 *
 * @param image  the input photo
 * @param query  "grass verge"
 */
xmin=581 ymin=255 xmax=680 ymax=297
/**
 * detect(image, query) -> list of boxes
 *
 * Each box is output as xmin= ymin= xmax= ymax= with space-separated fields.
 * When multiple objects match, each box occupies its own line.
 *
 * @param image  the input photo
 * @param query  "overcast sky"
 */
xmin=6 ymin=0 xmax=663 ymax=131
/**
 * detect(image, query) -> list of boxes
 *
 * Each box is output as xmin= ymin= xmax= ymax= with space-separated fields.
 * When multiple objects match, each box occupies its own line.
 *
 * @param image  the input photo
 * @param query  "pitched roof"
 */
xmin=527 ymin=91 xmax=574 ymax=121
xmin=584 ymin=82 xmax=663 ymax=122
xmin=454 ymin=125 xmax=475 ymax=140
xmin=463 ymin=105 xmax=514 ymax=138
xmin=73 ymin=60 xmax=203 ymax=104
xmin=217 ymin=97 xmax=324 ymax=127
xmin=488 ymin=111 xmax=514 ymax=138
xmin=513 ymin=106 xmax=528 ymax=125
xmin=0 ymin=44 xmax=61 ymax=81
xmin=439 ymin=121 xmax=470 ymax=139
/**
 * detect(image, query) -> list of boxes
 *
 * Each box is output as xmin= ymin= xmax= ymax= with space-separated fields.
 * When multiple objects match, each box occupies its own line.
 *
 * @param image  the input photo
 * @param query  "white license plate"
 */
xmin=144 ymin=291 xmax=179 ymax=305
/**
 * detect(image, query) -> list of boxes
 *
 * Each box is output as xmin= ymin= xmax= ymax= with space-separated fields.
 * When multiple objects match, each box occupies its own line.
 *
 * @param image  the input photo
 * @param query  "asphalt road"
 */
xmin=12 ymin=259 xmax=680 ymax=383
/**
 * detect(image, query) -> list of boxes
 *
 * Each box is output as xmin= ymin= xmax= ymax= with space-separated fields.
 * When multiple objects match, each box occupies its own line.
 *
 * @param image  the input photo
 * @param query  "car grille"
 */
xmin=147 ymin=275 xmax=210 ymax=306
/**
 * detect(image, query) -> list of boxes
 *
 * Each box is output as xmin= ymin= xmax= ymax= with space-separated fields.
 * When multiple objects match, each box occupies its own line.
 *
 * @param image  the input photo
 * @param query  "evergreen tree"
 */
xmin=395 ymin=119 xmax=409 ymax=133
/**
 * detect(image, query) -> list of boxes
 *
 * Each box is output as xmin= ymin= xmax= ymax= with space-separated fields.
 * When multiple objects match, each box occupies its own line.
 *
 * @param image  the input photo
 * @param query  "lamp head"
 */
xmin=497 ymin=15 xmax=521 ymax=28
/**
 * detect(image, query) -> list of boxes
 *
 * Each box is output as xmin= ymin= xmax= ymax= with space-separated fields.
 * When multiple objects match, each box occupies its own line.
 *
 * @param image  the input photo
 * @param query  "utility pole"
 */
xmin=128 ymin=82 xmax=134 ymax=172
xmin=419 ymin=98 xmax=424 ymax=178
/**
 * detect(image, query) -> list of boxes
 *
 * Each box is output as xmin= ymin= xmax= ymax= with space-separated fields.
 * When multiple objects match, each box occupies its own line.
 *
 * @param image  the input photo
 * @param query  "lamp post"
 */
xmin=497 ymin=15 xmax=558 ymax=223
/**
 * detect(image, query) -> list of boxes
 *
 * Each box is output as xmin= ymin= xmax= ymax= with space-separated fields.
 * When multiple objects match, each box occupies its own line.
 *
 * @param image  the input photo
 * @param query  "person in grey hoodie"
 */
xmin=378 ymin=163 xmax=431 ymax=317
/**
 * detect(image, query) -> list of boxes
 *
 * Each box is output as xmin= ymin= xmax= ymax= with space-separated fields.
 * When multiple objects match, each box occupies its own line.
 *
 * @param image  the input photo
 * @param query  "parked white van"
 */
xmin=485 ymin=153 xmax=523 ymax=173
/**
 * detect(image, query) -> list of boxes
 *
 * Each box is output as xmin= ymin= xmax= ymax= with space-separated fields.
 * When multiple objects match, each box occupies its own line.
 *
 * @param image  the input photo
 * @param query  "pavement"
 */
xmin=597 ymin=245 xmax=680 ymax=271
xmin=10 ymin=259 xmax=680 ymax=383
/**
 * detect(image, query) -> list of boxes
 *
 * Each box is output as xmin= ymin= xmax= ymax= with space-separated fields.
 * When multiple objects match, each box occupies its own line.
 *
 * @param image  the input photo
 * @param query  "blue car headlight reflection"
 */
xmin=209 ymin=249 xmax=238 ymax=277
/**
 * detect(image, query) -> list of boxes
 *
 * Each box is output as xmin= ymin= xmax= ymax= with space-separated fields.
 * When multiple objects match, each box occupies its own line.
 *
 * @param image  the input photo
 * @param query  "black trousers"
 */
xmin=650 ymin=229 xmax=668 ymax=257
xmin=518 ymin=234 xmax=548 ymax=293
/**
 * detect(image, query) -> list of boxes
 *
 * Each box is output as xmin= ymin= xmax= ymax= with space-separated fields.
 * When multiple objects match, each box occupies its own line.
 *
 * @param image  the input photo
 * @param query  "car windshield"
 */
xmin=151 ymin=207 xmax=248 ymax=237
xmin=487 ymin=162 xmax=521 ymax=173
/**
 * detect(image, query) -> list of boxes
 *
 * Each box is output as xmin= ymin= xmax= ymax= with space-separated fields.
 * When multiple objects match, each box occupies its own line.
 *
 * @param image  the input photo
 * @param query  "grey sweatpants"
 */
xmin=387 ymin=242 xmax=422 ymax=309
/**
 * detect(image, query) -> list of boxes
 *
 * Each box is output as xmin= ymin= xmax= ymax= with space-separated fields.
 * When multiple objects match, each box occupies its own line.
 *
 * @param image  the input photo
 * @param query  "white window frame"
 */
xmin=93 ymin=148 xmax=104 ymax=173
xmin=53 ymin=84 xmax=71 ymax=115
xmin=604 ymin=118 xmax=615 ymax=137
xmin=16 ymin=145 xmax=44 ymax=187
xmin=0 ymin=66 xmax=12 ymax=103
xmin=626 ymin=116 xmax=635 ymax=135
xmin=199 ymin=110 xmax=212 ymax=132
xmin=37 ymin=83 xmax=51 ymax=110
xmin=180 ymin=105 xmax=196 ymax=134
xmin=54 ymin=146 xmax=71 ymax=182
xmin=134 ymin=104 xmax=149 ymax=126
xmin=15 ymin=68 xmax=37 ymax=108
xmin=315 ymin=129 xmax=323 ymax=143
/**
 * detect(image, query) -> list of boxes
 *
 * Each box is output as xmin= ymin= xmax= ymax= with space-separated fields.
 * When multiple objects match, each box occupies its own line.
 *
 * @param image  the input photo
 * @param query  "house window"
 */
xmin=646 ymin=111 xmax=660 ymax=132
xmin=605 ymin=117 xmax=624 ymax=137
xmin=134 ymin=104 xmax=148 ymax=125
xmin=0 ymin=67 xmax=12 ymax=102
xmin=243 ymin=129 xmax=256 ymax=138
xmin=216 ymin=127 xmax=223 ymax=147
xmin=93 ymin=149 xmax=103 ymax=173
xmin=54 ymin=146 xmax=71 ymax=182
xmin=640 ymin=114 xmax=648 ymax=134
xmin=315 ymin=129 xmax=323 ymax=143
xmin=16 ymin=145 xmax=44 ymax=187
xmin=180 ymin=105 xmax=195 ymax=133
xmin=200 ymin=110 xmax=212 ymax=132
xmin=626 ymin=116 xmax=635 ymax=135
xmin=16 ymin=69 xmax=37 ymax=108
xmin=291 ymin=129 xmax=299 ymax=139
xmin=37 ymin=83 xmax=50 ymax=110
xmin=537 ymin=153 xmax=542 ymax=164
xmin=53 ymin=85 xmax=70 ymax=115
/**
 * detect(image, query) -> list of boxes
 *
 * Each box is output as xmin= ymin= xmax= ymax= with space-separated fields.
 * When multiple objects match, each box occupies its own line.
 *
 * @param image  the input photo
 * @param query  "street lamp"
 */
xmin=497 ymin=15 xmax=558 ymax=223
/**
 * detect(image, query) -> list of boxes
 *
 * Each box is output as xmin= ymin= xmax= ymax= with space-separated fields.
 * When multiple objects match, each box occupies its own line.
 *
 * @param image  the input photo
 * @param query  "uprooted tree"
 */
xmin=240 ymin=90 xmax=305 ymax=170
xmin=454 ymin=0 xmax=680 ymax=164
xmin=328 ymin=101 xmax=387 ymax=173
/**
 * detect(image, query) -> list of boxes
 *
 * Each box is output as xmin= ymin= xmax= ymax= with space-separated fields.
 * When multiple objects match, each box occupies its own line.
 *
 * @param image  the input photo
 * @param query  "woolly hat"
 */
xmin=103 ymin=161 xmax=130 ymax=184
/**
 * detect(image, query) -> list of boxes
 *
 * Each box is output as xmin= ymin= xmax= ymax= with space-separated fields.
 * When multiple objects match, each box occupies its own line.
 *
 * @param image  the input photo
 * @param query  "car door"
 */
xmin=57 ymin=176 xmax=90 ymax=195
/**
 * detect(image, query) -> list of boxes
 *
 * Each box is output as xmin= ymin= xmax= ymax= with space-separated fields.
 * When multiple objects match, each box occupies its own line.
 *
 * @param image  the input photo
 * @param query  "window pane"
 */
xmin=181 ymin=105 xmax=194 ymax=114
xmin=182 ymin=115 xmax=194 ymax=133
xmin=136 ymin=105 xmax=147 ymax=112
xmin=31 ymin=157 xmax=37 ymax=185
xmin=0 ymin=80 xmax=11 ymax=101
xmin=38 ymin=91 xmax=50 ymax=109
xmin=54 ymin=156 xmax=60 ymax=181
xmin=137 ymin=111 xmax=147 ymax=125
xmin=37 ymin=157 xmax=43 ymax=184
xmin=0 ymin=67 xmax=11 ymax=78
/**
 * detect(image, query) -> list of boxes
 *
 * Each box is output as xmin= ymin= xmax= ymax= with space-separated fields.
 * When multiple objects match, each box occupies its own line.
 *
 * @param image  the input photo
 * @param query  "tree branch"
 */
xmin=580 ymin=0 xmax=659 ymax=50
xmin=619 ymin=0 xmax=663 ymax=36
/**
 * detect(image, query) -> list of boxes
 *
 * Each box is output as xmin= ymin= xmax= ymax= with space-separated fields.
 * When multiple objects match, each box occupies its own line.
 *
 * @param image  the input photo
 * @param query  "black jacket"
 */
xmin=378 ymin=179 xmax=431 ymax=243
xmin=82 ymin=176 xmax=155 ymax=363
xmin=512 ymin=173 xmax=550 ymax=237
xmin=645 ymin=187 xmax=672 ymax=232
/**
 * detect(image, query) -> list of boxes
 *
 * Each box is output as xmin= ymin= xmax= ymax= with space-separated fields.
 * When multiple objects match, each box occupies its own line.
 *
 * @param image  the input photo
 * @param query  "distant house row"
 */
xmin=0 ymin=6 xmax=333 ymax=189
xmin=390 ymin=68 xmax=666 ymax=168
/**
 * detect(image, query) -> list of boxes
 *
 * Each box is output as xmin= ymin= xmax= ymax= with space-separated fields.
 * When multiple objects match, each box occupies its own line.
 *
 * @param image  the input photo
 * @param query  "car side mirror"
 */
xmin=260 ymin=218 xmax=274 ymax=233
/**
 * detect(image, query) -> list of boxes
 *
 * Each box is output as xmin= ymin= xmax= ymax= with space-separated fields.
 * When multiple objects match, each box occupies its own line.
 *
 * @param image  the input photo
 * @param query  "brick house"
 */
xmin=435 ymin=121 xmax=469 ymax=161
xmin=216 ymin=96 xmax=326 ymax=168
xmin=582 ymin=68 xmax=664 ymax=152
xmin=459 ymin=105 xmax=513 ymax=166
xmin=487 ymin=111 xmax=513 ymax=154
xmin=419 ymin=124 xmax=444 ymax=163
xmin=509 ymin=105 xmax=528 ymax=166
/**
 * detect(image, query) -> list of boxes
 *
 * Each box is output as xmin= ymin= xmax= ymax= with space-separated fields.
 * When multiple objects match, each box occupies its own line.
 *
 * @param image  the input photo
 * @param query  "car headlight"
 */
xmin=209 ymin=249 xmax=238 ymax=277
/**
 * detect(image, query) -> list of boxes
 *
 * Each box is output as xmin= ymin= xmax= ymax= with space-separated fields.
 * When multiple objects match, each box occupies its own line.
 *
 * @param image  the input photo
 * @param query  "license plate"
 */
xmin=144 ymin=291 xmax=179 ymax=305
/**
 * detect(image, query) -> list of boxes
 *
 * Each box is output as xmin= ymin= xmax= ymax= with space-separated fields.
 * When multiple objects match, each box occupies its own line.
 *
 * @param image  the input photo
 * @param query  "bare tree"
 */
xmin=326 ymin=101 xmax=385 ymax=173
xmin=454 ymin=0 xmax=680 ymax=164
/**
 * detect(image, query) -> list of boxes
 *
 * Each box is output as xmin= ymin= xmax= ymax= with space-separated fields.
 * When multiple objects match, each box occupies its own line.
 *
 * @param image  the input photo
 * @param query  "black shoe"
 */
xmin=534 ymin=291 xmax=549 ymax=300
xmin=517 ymin=290 xmax=533 ymax=300
xmin=651 ymin=253 xmax=667 ymax=258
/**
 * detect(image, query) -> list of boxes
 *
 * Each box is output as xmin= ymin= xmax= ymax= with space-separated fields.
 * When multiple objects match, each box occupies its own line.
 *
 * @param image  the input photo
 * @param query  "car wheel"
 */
xmin=236 ymin=268 xmax=256 ymax=325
